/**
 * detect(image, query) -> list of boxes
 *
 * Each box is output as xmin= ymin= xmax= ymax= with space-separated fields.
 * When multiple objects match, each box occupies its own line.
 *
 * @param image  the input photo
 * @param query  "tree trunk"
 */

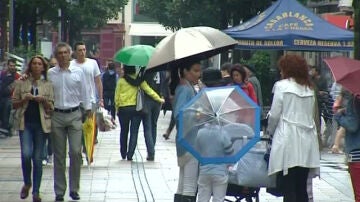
xmin=354 ymin=0 xmax=360 ymax=59
xmin=0 ymin=0 xmax=8 ymax=60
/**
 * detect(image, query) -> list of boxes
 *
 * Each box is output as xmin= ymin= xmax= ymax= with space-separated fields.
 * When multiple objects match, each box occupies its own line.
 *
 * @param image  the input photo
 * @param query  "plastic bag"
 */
xmin=229 ymin=142 xmax=276 ymax=188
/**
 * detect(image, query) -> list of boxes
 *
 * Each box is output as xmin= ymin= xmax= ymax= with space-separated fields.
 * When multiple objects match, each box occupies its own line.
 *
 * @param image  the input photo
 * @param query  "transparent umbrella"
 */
xmin=178 ymin=86 xmax=261 ymax=164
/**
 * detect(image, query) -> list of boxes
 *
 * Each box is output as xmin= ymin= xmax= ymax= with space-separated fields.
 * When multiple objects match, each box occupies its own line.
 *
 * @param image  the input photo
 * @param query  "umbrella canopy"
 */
xmin=224 ymin=0 xmax=353 ymax=51
xmin=323 ymin=56 xmax=360 ymax=96
xmin=178 ymin=86 xmax=261 ymax=164
xmin=114 ymin=45 xmax=155 ymax=66
xmin=82 ymin=114 xmax=96 ymax=165
xmin=146 ymin=26 xmax=237 ymax=72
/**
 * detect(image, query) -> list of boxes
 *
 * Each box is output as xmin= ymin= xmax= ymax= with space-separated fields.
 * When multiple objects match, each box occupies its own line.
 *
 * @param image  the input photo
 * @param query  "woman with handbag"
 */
xmin=12 ymin=56 xmax=54 ymax=202
xmin=114 ymin=65 xmax=164 ymax=161
xmin=334 ymin=91 xmax=360 ymax=202
xmin=267 ymin=54 xmax=320 ymax=202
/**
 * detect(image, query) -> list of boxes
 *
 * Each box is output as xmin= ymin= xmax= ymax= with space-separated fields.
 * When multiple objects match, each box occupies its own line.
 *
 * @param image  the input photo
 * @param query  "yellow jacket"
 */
xmin=114 ymin=76 xmax=162 ymax=109
xmin=12 ymin=78 xmax=54 ymax=133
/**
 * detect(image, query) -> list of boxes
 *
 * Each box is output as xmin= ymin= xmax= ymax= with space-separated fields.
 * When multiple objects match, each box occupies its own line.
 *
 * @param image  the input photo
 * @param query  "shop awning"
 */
xmin=128 ymin=23 xmax=173 ymax=37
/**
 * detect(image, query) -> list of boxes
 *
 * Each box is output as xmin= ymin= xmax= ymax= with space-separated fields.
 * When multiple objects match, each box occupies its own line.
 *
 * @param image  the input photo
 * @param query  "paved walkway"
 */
xmin=0 ymin=113 xmax=355 ymax=202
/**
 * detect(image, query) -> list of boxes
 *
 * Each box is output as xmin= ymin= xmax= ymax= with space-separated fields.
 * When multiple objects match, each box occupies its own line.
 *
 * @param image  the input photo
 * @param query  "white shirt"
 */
xmin=70 ymin=58 xmax=101 ymax=103
xmin=48 ymin=65 xmax=91 ymax=110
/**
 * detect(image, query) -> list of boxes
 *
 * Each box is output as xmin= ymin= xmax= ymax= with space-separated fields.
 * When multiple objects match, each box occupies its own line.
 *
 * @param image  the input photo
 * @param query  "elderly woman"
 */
xmin=13 ymin=55 xmax=54 ymax=202
xmin=267 ymin=54 xmax=320 ymax=202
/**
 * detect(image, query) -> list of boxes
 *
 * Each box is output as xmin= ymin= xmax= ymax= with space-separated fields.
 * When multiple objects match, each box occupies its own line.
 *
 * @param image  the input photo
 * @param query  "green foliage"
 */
xmin=141 ymin=0 xmax=272 ymax=30
xmin=12 ymin=45 xmax=41 ymax=60
xmin=13 ymin=0 xmax=128 ymax=48
xmin=244 ymin=51 xmax=273 ymax=106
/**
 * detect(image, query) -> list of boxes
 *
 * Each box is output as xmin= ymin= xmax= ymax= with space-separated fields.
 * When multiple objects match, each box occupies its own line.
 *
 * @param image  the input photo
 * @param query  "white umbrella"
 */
xmin=146 ymin=26 xmax=237 ymax=72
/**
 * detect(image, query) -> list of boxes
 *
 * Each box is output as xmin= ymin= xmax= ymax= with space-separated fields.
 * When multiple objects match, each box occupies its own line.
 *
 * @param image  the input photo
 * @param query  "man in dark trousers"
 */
xmin=141 ymin=70 xmax=166 ymax=161
xmin=0 ymin=58 xmax=20 ymax=136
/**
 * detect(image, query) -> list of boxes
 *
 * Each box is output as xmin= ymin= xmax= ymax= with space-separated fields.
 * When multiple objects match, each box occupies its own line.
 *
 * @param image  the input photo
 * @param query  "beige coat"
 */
xmin=12 ymin=78 xmax=54 ymax=133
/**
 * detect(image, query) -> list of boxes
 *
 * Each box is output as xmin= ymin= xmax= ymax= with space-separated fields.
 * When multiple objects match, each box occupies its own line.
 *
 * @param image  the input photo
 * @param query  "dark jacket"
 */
xmin=144 ymin=71 xmax=166 ymax=101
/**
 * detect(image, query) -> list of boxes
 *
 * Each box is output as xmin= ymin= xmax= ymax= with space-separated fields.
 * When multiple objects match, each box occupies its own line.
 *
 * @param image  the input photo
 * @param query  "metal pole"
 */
xmin=9 ymin=0 xmax=14 ymax=52
xmin=58 ymin=8 xmax=61 ymax=42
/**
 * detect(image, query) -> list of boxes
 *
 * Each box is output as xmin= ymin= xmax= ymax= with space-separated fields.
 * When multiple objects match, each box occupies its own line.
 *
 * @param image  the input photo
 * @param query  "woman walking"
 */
xmin=13 ymin=56 xmax=54 ymax=202
xmin=267 ymin=54 xmax=320 ymax=202
xmin=114 ymin=65 xmax=164 ymax=161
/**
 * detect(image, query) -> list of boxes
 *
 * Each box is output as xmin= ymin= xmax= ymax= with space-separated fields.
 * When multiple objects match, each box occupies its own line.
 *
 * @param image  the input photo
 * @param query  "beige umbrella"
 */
xmin=146 ymin=26 xmax=237 ymax=72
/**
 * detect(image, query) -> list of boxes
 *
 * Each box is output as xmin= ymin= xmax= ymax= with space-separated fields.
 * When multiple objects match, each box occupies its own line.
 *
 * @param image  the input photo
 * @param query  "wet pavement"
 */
xmin=0 ymin=113 xmax=355 ymax=202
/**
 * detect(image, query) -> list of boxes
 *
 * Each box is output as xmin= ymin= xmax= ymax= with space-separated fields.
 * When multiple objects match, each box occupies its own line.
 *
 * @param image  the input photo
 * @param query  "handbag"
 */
xmin=136 ymin=87 xmax=145 ymax=112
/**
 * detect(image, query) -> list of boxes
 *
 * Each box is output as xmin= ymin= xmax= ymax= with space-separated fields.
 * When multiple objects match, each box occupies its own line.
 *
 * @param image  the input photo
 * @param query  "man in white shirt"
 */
xmin=71 ymin=42 xmax=103 ymax=144
xmin=48 ymin=42 xmax=91 ymax=202
xmin=71 ymin=42 xmax=103 ymax=108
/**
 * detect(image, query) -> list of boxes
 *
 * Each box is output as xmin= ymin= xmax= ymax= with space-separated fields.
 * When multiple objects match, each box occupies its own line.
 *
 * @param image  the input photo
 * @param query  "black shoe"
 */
xmin=55 ymin=195 xmax=64 ymax=201
xmin=146 ymin=156 xmax=154 ymax=161
xmin=127 ymin=157 xmax=133 ymax=161
xmin=69 ymin=192 xmax=80 ymax=200
xmin=162 ymin=134 xmax=170 ymax=140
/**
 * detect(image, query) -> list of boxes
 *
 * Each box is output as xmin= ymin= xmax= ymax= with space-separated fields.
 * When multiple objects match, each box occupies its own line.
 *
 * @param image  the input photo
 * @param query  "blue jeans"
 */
xmin=117 ymin=106 xmax=142 ymax=160
xmin=19 ymin=122 xmax=46 ymax=195
xmin=142 ymin=99 xmax=161 ymax=157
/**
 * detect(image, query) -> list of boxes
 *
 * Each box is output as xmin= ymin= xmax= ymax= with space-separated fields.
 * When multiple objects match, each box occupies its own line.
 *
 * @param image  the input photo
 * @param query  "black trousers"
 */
xmin=278 ymin=166 xmax=309 ymax=202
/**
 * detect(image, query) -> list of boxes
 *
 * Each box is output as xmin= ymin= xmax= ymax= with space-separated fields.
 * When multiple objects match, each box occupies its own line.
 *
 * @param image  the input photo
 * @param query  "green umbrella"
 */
xmin=114 ymin=45 xmax=155 ymax=66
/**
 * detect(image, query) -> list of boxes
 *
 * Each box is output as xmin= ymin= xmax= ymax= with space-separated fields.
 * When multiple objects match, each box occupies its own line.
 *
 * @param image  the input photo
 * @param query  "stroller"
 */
xmin=225 ymin=118 xmax=273 ymax=202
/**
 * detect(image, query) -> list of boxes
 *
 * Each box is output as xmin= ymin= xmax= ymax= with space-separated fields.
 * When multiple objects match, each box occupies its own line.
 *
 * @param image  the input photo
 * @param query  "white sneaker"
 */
xmin=42 ymin=160 xmax=47 ymax=166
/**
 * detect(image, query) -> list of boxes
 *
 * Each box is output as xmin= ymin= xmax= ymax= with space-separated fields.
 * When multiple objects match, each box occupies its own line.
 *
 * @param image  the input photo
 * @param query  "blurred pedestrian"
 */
xmin=267 ymin=54 xmax=320 ymax=202
xmin=229 ymin=64 xmax=257 ymax=103
xmin=102 ymin=62 xmax=117 ymax=124
xmin=162 ymin=71 xmax=176 ymax=140
xmin=48 ymin=42 xmax=92 ymax=202
xmin=49 ymin=57 xmax=57 ymax=68
xmin=244 ymin=64 xmax=263 ymax=108
xmin=12 ymin=55 xmax=54 ymax=202
xmin=114 ymin=65 xmax=164 ymax=161
xmin=0 ymin=58 xmax=21 ymax=136
xmin=172 ymin=60 xmax=202 ymax=202
xmin=220 ymin=62 xmax=232 ymax=85
xmin=334 ymin=92 xmax=360 ymax=202
xmin=331 ymin=89 xmax=347 ymax=154
xmin=42 ymin=57 xmax=56 ymax=165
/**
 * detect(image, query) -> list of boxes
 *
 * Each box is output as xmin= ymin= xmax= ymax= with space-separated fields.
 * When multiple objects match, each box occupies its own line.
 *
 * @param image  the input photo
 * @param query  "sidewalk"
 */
xmin=0 ymin=113 xmax=354 ymax=202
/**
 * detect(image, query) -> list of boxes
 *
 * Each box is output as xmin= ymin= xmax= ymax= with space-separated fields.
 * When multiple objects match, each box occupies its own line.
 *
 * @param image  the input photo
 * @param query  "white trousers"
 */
xmin=197 ymin=174 xmax=228 ymax=202
xmin=176 ymin=156 xmax=198 ymax=196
